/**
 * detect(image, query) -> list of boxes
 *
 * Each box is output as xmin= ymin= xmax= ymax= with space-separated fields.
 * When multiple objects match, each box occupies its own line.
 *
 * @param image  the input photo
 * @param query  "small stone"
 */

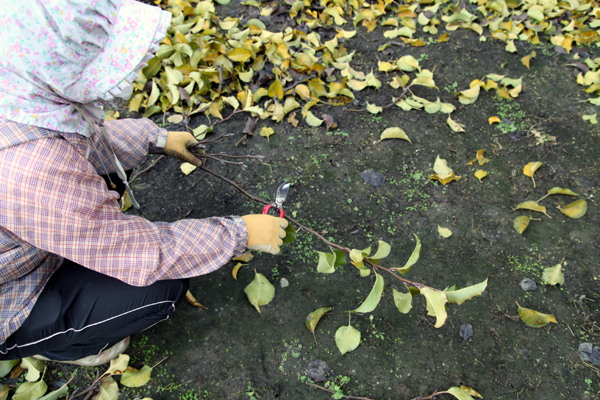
xmin=280 ymin=278 xmax=289 ymax=288
xmin=306 ymin=360 xmax=331 ymax=382
xmin=579 ymin=343 xmax=600 ymax=366
xmin=520 ymin=278 xmax=537 ymax=291
xmin=359 ymin=170 xmax=385 ymax=187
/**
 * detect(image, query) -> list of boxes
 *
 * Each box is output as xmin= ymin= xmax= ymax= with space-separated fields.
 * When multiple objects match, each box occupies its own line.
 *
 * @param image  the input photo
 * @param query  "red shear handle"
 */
xmin=262 ymin=204 xmax=285 ymax=218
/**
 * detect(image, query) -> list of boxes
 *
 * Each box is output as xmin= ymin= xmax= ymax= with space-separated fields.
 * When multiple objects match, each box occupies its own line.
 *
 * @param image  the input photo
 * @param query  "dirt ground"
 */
xmin=3 ymin=3 xmax=600 ymax=400
xmin=108 ymin=24 xmax=600 ymax=399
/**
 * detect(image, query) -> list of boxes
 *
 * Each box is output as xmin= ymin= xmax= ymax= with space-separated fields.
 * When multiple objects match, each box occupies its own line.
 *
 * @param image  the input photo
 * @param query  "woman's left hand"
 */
xmin=164 ymin=131 xmax=203 ymax=166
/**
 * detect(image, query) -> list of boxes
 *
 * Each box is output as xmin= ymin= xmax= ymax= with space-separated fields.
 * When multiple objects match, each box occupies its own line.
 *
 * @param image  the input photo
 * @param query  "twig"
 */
xmin=130 ymin=155 xmax=165 ymax=183
xmin=197 ymin=132 xmax=235 ymax=145
xmin=197 ymin=166 xmax=427 ymax=289
xmin=305 ymin=382 xmax=373 ymax=399
xmin=208 ymin=109 xmax=244 ymax=129
xmin=235 ymin=133 xmax=248 ymax=147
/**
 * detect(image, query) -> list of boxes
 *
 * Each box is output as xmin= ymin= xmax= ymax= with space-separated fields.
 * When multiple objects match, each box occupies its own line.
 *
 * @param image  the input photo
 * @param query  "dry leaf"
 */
xmin=167 ymin=114 xmax=184 ymax=124
xmin=467 ymin=149 xmax=489 ymax=166
xmin=430 ymin=155 xmax=461 ymax=185
xmin=514 ymin=201 xmax=550 ymax=217
xmin=517 ymin=302 xmax=557 ymax=328
xmin=378 ymin=127 xmax=411 ymax=143
xmin=232 ymin=262 xmax=246 ymax=280
xmin=180 ymin=163 xmax=197 ymax=175
xmin=513 ymin=215 xmax=530 ymax=234
xmin=523 ymin=161 xmax=543 ymax=187
xmin=233 ymin=251 xmax=254 ymax=262
xmin=288 ymin=112 xmax=299 ymax=127
xmin=488 ymin=116 xmax=501 ymax=124
xmin=447 ymin=115 xmax=466 ymax=132
xmin=185 ymin=290 xmax=207 ymax=309
xmin=474 ymin=170 xmax=487 ymax=182
xmin=559 ymin=198 xmax=587 ymax=219
xmin=438 ymin=225 xmax=452 ymax=238
xmin=243 ymin=117 xmax=258 ymax=135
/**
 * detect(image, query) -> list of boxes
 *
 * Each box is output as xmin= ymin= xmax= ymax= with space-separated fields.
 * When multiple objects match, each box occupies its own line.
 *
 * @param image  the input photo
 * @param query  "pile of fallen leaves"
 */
xmin=129 ymin=0 xmax=600 ymax=134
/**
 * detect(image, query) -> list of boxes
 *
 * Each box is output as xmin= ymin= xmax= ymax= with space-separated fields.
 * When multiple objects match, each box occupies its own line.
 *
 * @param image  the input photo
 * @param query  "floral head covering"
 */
xmin=0 ymin=0 xmax=171 ymax=136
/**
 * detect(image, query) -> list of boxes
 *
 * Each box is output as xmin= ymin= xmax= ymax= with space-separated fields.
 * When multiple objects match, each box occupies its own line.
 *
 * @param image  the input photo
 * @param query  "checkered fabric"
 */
xmin=0 ymin=117 xmax=247 ymax=344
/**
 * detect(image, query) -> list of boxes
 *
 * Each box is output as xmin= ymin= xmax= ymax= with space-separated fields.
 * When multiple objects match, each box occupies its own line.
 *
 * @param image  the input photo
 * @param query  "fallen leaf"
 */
xmin=38 ymin=383 xmax=69 ymax=400
xmin=438 ymin=225 xmax=453 ymax=238
xmin=322 ymin=114 xmax=336 ymax=131
xmin=102 ymin=354 xmax=130 ymax=377
xmin=517 ymin=302 xmax=557 ymax=328
xmin=538 ymin=187 xmax=578 ymax=201
xmin=458 ymin=80 xmax=481 ymax=104
xmin=180 ymin=163 xmax=197 ymax=175
xmin=559 ymin=198 xmax=587 ymax=219
xmin=514 ymin=201 xmax=550 ymax=217
xmin=244 ymin=271 xmax=275 ymax=313
xmin=445 ymin=386 xmax=476 ymax=400
xmin=335 ymin=324 xmax=361 ymax=355
xmin=0 ymin=360 xmax=19 ymax=378
xmin=288 ymin=112 xmax=299 ymax=127
xmin=366 ymin=103 xmax=383 ymax=114
xmin=467 ymin=149 xmax=489 ymax=166
xmin=543 ymin=262 xmax=564 ymax=286
xmin=233 ymin=251 xmax=254 ymax=262
xmin=305 ymin=307 xmax=331 ymax=342
xmin=513 ymin=215 xmax=530 ymax=234
xmin=378 ymin=127 xmax=411 ymax=143
xmin=13 ymin=380 xmax=48 ymax=400
xmin=523 ymin=161 xmax=543 ymax=187
xmin=305 ymin=111 xmax=324 ymax=127
xmin=474 ymin=170 xmax=487 ymax=182
xmin=104 ymin=110 xmax=120 ymax=121
xmin=243 ymin=117 xmax=258 ymax=135
xmin=167 ymin=114 xmax=184 ymax=124
xmin=259 ymin=126 xmax=274 ymax=141
xmin=20 ymin=357 xmax=45 ymax=382
xmin=447 ymin=115 xmax=466 ymax=132
xmin=488 ymin=116 xmax=501 ymax=124
xmin=232 ymin=262 xmax=245 ymax=280
xmin=121 ymin=366 xmax=152 ymax=388
xmin=185 ymin=290 xmax=206 ymax=308
xmin=583 ymin=113 xmax=598 ymax=124
xmin=459 ymin=386 xmax=483 ymax=398
xmin=521 ymin=51 xmax=536 ymax=69
xmin=430 ymin=155 xmax=462 ymax=184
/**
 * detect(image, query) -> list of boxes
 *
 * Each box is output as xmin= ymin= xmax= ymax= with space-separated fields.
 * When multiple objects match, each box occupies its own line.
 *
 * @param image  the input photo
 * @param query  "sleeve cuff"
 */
xmin=149 ymin=127 xmax=168 ymax=154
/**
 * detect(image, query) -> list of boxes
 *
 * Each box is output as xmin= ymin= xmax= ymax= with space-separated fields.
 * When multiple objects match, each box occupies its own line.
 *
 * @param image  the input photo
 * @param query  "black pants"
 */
xmin=0 ymin=172 xmax=189 ymax=361
xmin=0 ymin=261 xmax=189 ymax=361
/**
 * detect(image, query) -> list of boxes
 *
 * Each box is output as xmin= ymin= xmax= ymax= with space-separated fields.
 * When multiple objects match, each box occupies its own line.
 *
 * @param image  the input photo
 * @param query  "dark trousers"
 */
xmin=0 ymin=261 xmax=189 ymax=361
xmin=0 ymin=172 xmax=189 ymax=361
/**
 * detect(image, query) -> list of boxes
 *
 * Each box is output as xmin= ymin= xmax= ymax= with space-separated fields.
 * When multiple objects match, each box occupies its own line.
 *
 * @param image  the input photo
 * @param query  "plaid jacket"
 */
xmin=0 ymin=117 xmax=247 ymax=345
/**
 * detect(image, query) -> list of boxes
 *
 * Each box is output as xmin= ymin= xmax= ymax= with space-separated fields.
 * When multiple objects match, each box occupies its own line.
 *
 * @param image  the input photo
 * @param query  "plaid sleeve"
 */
xmin=0 ymin=137 xmax=248 ymax=287
xmin=61 ymin=118 xmax=168 ymax=173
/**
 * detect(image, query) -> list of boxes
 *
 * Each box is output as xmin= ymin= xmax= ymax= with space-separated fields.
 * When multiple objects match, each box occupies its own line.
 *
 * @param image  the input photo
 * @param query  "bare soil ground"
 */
xmin=3 ymin=4 xmax=600 ymax=400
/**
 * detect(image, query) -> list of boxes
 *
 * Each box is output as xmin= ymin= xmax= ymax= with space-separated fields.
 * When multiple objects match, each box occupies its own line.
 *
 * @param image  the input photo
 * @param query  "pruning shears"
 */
xmin=262 ymin=182 xmax=290 ymax=218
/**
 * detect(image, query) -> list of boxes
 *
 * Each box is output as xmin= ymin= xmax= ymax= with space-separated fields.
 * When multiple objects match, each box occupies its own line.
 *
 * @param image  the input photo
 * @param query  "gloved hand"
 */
xmin=241 ymin=214 xmax=288 ymax=254
xmin=164 ymin=131 xmax=204 ymax=166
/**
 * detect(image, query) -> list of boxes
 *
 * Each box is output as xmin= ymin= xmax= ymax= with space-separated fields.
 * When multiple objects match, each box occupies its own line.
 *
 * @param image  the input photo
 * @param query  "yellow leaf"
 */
xmin=232 ymin=262 xmax=246 ymax=280
xmin=288 ymin=112 xmax=299 ymax=127
xmin=378 ymin=61 xmax=398 ymax=72
xmin=268 ymin=77 xmax=284 ymax=100
xmin=421 ymin=287 xmax=448 ymax=328
xmin=517 ymin=302 xmax=557 ymax=328
xmin=559 ymin=199 xmax=587 ymax=219
xmin=390 ymin=76 xmax=409 ymax=89
xmin=458 ymin=81 xmax=480 ymax=104
xmin=397 ymin=55 xmax=420 ymax=72
xmin=365 ymin=71 xmax=382 ymax=89
xmin=496 ymin=86 xmax=511 ymax=100
xmin=474 ymin=170 xmax=487 ymax=182
xmin=227 ymin=47 xmax=252 ymax=62
xmin=447 ymin=115 xmax=465 ymax=132
xmin=514 ymin=201 xmax=550 ymax=217
xmin=185 ymin=290 xmax=206 ymax=308
xmin=233 ymin=251 xmax=254 ymax=262
xmin=346 ymin=79 xmax=369 ymax=91
xmin=488 ymin=116 xmax=501 ymax=124
xmin=433 ymin=155 xmax=453 ymax=178
xmin=378 ymin=127 xmax=411 ymax=143
xmin=459 ymin=386 xmax=483 ymax=398
xmin=513 ymin=215 xmax=530 ymax=234
xmin=542 ymin=262 xmax=564 ymax=286
xmin=505 ymin=39 xmax=517 ymax=53
xmin=521 ymin=51 xmax=536 ymax=69
xmin=366 ymin=103 xmax=383 ymax=114
xmin=104 ymin=110 xmax=120 ymax=121
xmin=467 ymin=149 xmax=489 ymax=166
xmin=438 ymin=32 xmax=449 ymax=42
xmin=120 ymin=191 xmax=133 ymax=212
xmin=305 ymin=111 xmax=324 ymax=127
xmin=259 ymin=126 xmax=274 ymax=140
xmin=523 ymin=161 xmax=543 ymax=187
xmin=295 ymin=84 xmax=311 ymax=101
xmin=180 ymin=163 xmax=197 ymax=175
xmin=437 ymin=225 xmax=452 ymax=238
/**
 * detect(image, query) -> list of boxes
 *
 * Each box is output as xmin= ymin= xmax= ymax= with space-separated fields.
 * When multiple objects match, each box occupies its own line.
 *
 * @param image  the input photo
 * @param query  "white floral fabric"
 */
xmin=0 ymin=0 xmax=171 ymax=137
